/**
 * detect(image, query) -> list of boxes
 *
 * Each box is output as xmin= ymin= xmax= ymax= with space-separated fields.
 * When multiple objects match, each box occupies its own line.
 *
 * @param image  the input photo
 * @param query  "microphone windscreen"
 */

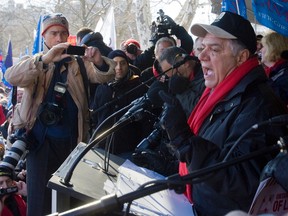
xmin=147 ymin=80 xmax=168 ymax=108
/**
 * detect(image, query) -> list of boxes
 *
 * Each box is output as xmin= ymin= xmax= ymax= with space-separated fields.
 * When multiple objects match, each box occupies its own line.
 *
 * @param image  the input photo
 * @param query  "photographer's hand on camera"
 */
xmin=163 ymin=14 xmax=176 ymax=28
xmin=159 ymin=91 xmax=192 ymax=162
xmin=41 ymin=42 xmax=71 ymax=64
xmin=16 ymin=181 xmax=27 ymax=197
xmin=82 ymin=46 xmax=104 ymax=67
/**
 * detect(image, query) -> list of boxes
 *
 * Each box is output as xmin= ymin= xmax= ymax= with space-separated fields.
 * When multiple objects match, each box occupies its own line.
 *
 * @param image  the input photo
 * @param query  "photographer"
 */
xmin=0 ymin=168 xmax=27 ymax=216
xmin=121 ymin=9 xmax=194 ymax=72
xmin=1 ymin=13 xmax=116 ymax=215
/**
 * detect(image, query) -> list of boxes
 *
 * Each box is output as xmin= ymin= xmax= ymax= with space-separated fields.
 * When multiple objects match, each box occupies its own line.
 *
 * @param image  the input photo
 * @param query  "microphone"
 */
xmin=251 ymin=114 xmax=288 ymax=129
xmin=119 ymin=81 xmax=168 ymax=121
xmin=172 ymin=54 xmax=198 ymax=69
xmin=223 ymin=114 xmax=288 ymax=162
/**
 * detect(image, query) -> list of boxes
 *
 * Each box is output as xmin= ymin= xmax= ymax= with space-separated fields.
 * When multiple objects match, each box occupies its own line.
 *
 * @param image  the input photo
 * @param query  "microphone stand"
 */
xmin=51 ymin=140 xmax=285 ymax=216
xmin=57 ymin=65 xmax=176 ymax=186
xmin=58 ymin=105 xmax=152 ymax=186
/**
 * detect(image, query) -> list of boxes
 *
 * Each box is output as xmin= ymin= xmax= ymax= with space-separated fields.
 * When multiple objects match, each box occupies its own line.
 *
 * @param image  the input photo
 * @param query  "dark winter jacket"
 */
xmin=267 ymin=60 xmax=288 ymax=106
xmin=91 ymin=68 xmax=153 ymax=155
xmin=184 ymin=66 xmax=288 ymax=216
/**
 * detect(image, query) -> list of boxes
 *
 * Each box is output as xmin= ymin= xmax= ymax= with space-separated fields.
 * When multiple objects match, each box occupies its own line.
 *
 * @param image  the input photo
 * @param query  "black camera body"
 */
xmin=0 ymin=186 xmax=18 ymax=198
xmin=126 ymin=43 xmax=138 ymax=55
xmin=37 ymin=102 xmax=63 ymax=126
xmin=37 ymin=82 xmax=67 ymax=126
xmin=150 ymin=9 xmax=174 ymax=43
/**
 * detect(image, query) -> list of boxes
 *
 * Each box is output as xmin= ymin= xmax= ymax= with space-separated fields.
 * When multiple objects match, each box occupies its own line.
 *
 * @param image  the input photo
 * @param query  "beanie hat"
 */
xmin=108 ymin=50 xmax=129 ymax=63
xmin=42 ymin=13 xmax=69 ymax=36
xmin=81 ymin=32 xmax=104 ymax=46
xmin=0 ymin=167 xmax=13 ymax=179
xmin=191 ymin=11 xmax=256 ymax=54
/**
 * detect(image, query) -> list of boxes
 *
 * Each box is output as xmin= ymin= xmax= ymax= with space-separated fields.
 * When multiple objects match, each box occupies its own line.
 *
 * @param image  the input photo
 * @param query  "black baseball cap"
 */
xmin=191 ymin=11 xmax=257 ymax=54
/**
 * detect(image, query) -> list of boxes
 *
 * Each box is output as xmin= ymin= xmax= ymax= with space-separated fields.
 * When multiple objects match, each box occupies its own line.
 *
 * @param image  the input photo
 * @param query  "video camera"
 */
xmin=150 ymin=9 xmax=176 ymax=43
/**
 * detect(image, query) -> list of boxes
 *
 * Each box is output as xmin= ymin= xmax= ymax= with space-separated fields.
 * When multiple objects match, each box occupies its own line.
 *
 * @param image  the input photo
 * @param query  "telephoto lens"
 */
xmin=0 ymin=128 xmax=28 ymax=170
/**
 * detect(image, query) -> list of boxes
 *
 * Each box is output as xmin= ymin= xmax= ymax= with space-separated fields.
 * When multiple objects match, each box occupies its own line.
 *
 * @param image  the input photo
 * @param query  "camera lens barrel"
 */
xmin=1 ymin=140 xmax=27 ymax=170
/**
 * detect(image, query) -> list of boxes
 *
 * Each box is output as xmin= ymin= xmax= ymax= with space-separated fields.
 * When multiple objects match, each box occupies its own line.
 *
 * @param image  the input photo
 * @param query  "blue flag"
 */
xmin=4 ymin=40 xmax=13 ymax=70
xmin=222 ymin=0 xmax=248 ymax=19
xmin=0 ymin=50 xmax=3 ymax=81
xmin=2 ymin=40 xmax=13 ymax=88
xmin=32 ymin=15 xmax=43 ymax=55
xmin=252 ymin=0 xmax=288 ymax=37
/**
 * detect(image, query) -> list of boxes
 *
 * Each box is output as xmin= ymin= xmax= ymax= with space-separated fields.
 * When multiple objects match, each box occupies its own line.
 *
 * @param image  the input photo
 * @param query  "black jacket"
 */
xmin=91 ymin=69 xmax=153 ymax=155
xmin=268 ymin=60 xmax=288 ymax=106
xmin=184 ymin=66 xmax=288 ymax=216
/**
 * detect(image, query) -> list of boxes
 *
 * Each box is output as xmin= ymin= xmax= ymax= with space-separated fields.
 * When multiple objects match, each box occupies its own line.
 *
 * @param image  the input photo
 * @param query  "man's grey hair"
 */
xmin=229 ymin=39 xmax=250 ymax=57
xmin=159 ymin=46 xmax=187 ymax=65
xmin=154 ymin=37 xmax=176 ymax=54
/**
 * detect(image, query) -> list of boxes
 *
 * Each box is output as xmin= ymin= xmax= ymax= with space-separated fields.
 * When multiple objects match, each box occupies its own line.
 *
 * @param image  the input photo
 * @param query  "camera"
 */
xmin=66 ymin=45 xmax=85 ymax=56
xmin=135 ymin=128 xmax=162 ymax=152
xmin=150 ymin=9 xmax=175 ymax=43
xmin=37 ymin=82 xmax=67 ymax=126
xmin=126 ymin=43 xmax=138 ymax=55
xmin=1 ymin=128 xmax=30 ymax=171
xmin=0 ymin=186 xmax=18 ymax=198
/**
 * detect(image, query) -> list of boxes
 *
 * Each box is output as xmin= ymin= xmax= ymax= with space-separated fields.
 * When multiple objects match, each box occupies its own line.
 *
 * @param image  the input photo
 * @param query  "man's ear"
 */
xmin=237 ymin=49 xmax=250 ymax=66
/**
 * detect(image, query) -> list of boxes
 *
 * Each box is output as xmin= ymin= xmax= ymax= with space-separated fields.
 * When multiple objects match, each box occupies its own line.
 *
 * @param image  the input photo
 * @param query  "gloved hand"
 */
xmin=159 ymin=90 xmax=192 ymax=158
xmin=163 ymin=15 xmax=176 ymax=28
xmin=260 ymin=152 xmax=288 ymax=192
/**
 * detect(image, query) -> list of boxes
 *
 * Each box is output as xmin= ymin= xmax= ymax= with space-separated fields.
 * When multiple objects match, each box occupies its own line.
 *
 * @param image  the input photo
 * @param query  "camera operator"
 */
xmin=121 ymin=9 xmax=194 ymax=72
xmin=1 ymin=13 xmax=116 ymax=215
xmin=0 ymin=168 xmax=27 ymax=216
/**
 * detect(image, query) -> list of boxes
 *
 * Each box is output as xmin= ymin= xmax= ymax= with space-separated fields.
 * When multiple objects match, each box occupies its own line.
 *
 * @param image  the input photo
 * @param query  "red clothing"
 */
xmin=1 ymin=195 xmax=27 ymax=216
xmin=0 ymin=105 xmax=5 ymax=125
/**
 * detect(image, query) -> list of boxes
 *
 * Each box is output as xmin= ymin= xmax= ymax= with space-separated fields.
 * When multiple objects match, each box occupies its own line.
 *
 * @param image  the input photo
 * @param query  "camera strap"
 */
xmin=76 ymin=56 xmax=93 ymax=135
xmin=76 ymin=56 xmax=90 ymax=105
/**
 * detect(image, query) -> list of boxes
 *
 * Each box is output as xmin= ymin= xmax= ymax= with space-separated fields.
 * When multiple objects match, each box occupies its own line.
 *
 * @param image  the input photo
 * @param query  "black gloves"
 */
xmin=159 ymin=91 xmax=192 ymax=161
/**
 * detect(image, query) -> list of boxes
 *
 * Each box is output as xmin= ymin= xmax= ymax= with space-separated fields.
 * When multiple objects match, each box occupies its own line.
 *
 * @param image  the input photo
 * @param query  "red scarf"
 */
xmin=179 ymin=57 xmax=260 ymax=203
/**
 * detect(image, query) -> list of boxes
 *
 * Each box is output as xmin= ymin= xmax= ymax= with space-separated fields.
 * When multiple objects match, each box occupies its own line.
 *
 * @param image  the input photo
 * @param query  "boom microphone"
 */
xmin=172 ymin=54 xmax=198 ymax=69
xmin=119 ymin=80 xmax=168 ymax=121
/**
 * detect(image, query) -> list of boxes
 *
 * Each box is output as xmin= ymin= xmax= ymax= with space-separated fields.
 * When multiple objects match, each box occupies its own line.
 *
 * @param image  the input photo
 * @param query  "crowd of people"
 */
xmin=0 ymin=9 xmax=287 ymax=216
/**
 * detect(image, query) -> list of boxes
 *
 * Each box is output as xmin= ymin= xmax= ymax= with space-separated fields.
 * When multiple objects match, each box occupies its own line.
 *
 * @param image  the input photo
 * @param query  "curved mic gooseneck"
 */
xmin=58 ymin=66 xmax=170 ymax=186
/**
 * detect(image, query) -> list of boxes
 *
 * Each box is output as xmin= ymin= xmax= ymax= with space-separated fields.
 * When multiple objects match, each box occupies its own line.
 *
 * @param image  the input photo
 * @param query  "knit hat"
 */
xmin=42 ymin=13 xmax=69 ymax=36
xmin=108 ymin=50 xmax=129 ymax=63
xmin=191 ymin=11 xmax=256 ymax=54
xmin=0 ymin=167 xmax=13 ymax=179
